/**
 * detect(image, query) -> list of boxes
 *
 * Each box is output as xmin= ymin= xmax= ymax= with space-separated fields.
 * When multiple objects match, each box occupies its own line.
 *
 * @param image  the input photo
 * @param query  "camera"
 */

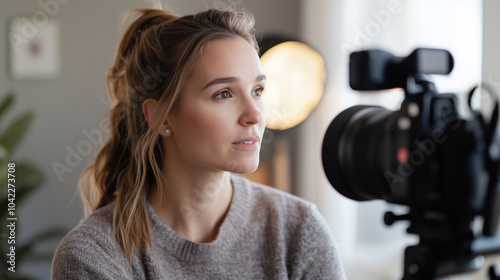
xmin=322 ymin=48 xmax=500 ymax=279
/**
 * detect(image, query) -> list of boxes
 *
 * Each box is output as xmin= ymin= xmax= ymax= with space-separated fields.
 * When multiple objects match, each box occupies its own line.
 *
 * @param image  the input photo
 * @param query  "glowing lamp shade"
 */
xmin=260 ymin=41 xmax=326 ymax=130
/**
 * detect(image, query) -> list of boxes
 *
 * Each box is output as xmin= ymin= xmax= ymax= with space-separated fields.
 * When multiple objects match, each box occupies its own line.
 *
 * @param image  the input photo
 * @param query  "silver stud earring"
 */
xmin=165 ymin=129 xmax=170 ymax=134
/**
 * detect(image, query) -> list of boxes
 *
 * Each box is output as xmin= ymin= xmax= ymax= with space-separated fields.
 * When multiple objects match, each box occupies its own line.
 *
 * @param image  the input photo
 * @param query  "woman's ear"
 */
xmin=143 ymin=98 xmax=171 ymax=136
xmin=142 ymin=98 xmax=158 ymax=127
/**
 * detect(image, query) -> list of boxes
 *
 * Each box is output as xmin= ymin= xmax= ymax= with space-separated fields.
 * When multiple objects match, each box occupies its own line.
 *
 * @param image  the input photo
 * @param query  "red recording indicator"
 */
xmin=397 ymin=147 xmax=409 ymax=164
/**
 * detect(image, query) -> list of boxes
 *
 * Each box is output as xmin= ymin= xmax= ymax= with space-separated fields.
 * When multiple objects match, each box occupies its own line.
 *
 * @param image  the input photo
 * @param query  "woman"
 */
xmin=52 ymin=7 xmax=346 ymax=280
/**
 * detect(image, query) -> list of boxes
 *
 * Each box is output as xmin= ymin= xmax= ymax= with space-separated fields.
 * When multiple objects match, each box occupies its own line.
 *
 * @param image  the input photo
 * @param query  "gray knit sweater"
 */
xmin=52 ymin=174 xmax=346 ymax=279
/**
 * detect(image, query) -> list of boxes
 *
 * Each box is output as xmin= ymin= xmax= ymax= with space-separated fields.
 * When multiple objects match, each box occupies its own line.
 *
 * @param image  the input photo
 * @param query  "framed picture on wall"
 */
xmin=8 ymin=16 xmax=61 ymax=80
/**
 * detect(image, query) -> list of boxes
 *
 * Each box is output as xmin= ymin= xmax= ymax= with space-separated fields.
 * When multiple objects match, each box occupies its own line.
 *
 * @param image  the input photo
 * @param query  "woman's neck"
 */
xmin=148 ymin=165 xmax=233 ymax=243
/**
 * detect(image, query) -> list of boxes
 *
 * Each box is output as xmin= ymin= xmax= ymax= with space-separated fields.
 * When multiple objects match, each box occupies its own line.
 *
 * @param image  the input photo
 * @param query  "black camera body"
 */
xmin=322 ymin=48 xmax=500 ymax=279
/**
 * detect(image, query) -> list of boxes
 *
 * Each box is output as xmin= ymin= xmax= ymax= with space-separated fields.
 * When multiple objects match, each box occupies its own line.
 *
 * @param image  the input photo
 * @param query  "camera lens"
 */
xmin=322 ymin=105 xmax=399 ymax=201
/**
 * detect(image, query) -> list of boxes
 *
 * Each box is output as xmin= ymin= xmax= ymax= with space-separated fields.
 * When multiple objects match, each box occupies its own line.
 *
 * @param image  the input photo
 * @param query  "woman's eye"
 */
xmin=253 ymin=87 xmax=265 ymax=96
xmin=214 ymin=90 xmax=232 ymax=100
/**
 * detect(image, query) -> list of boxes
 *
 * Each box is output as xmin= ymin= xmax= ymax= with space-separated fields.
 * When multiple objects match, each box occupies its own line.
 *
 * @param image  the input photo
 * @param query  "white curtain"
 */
xmin=297 ymin=0 xmax=482 ymax=279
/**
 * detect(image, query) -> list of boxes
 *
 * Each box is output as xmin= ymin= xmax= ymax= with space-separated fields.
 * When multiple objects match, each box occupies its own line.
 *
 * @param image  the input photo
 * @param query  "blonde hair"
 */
xmin=78 ymin=7 xmax=258 ymax=262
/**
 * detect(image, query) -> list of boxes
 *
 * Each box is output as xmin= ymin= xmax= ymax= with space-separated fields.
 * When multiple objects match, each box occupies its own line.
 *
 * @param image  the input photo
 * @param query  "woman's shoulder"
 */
xmin=52 ymin=203 xmax=132 ymax=279
xmin=57 ymin=203 xmax=116 ymax=248
xmin=229 ymin=175 xmax=347 ymax=279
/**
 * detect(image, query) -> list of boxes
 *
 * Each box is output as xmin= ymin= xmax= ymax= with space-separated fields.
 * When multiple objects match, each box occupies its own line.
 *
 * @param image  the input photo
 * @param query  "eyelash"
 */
xmin=214 ymin=87 xmax=265 ymax=100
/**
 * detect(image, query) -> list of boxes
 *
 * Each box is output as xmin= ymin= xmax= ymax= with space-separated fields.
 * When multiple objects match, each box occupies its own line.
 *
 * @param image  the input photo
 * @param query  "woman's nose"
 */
xmin=239 ymin=96 xmax=263 ymax=126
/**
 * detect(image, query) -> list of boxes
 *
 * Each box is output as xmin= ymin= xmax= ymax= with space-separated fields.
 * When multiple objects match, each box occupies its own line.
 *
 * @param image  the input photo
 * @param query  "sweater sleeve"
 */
xmin=51 ymin=227 xmax=133 ymax=280
xmin=289 ymin=204 xmax=347 ymax=280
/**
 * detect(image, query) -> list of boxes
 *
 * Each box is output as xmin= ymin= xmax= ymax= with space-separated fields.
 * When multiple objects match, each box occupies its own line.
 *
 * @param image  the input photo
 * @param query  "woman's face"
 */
xmin=167 ymin=36 xmax=266 ymax=174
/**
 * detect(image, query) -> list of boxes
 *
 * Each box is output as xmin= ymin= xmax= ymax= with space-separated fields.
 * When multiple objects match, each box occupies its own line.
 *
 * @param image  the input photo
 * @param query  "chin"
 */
xmin=224 ymin=158 xmax=260 ymax=174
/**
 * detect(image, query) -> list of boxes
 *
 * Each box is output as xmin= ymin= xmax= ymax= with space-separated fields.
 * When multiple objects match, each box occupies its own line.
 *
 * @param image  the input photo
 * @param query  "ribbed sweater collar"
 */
xmin=145 ymin=173 xmax=251 ymax=263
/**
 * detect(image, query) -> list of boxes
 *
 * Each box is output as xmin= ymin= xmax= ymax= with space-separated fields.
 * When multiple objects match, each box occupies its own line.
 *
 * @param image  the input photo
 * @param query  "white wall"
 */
xmin=483 ymin=0 xmax=500 ymax=100
xmin=0 ymin=0 xmax=300 ymax=278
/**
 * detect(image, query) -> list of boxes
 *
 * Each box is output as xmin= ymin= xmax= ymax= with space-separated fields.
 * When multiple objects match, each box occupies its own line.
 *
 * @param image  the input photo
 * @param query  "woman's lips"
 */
xmin=232 ymin=137 xmax=260 ymax=151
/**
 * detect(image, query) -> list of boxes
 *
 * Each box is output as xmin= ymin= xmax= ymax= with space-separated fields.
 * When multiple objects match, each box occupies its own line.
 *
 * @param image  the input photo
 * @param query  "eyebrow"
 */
xmin=202 ymin=74 xmax=267 ymax=90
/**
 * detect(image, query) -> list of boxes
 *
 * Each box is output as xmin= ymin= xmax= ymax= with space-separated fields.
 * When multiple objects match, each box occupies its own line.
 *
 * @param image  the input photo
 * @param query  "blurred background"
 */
xmin=1 ymin=0 xmax=499 ymax=279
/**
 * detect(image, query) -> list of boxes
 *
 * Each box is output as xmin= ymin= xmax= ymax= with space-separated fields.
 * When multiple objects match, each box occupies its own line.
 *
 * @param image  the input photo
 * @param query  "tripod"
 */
xmin=385 ymin=211 xmax=500 ymax=280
